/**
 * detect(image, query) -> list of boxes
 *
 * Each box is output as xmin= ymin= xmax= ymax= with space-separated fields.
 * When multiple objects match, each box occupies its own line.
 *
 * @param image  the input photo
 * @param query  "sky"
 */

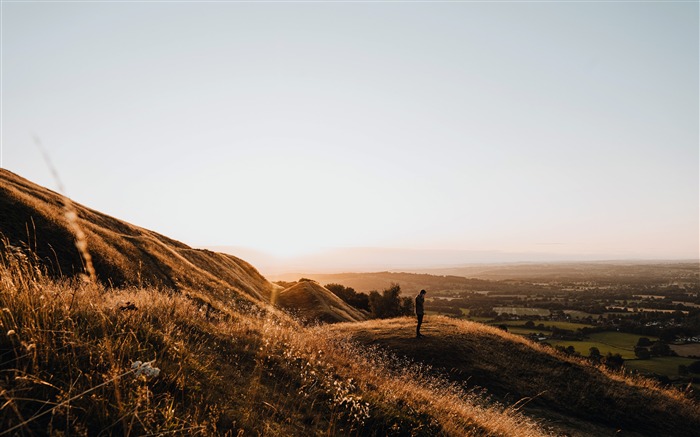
xmin=2 ymin=1 xmax=699 ymax=268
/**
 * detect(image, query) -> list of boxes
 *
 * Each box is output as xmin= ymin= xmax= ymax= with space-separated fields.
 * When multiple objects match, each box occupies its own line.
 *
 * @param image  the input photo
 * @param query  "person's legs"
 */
xmin=416 ymin=314 xmax=423 ymax=337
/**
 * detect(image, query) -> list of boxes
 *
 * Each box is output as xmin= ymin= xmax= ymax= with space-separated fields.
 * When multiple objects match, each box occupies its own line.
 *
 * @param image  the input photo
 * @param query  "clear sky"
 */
xmin=2 ymin=1 xmax=699 ymax=264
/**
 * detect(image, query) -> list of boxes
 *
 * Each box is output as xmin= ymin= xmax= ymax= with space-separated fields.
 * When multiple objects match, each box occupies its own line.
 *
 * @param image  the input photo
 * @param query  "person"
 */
xmin=415 ymin=289 xmax=426 ymax=338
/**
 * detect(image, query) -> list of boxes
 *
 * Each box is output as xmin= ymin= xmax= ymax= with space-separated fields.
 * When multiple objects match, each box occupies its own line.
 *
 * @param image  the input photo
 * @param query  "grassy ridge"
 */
xmin=0 ymin=245 xmax=548 ymax=436
xmin=0 ymin=169 xmax=273 ymax=302
xmin=330 ymin=317 xmax=700 ymax=436
xmin=2 ymin=168 xmax=698 ymax=436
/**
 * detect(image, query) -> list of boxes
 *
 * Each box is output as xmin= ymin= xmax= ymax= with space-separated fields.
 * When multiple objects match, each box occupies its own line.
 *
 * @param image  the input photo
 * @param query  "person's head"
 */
xmin=420 ymin=289 xmax=426 ymax=295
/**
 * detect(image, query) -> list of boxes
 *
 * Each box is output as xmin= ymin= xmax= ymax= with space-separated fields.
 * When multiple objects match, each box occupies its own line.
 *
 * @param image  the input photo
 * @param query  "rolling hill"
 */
xmin=274 ymin=280 xmax=368 ymax=324
xmin=1 ymin=168 xmax=699 ymax=436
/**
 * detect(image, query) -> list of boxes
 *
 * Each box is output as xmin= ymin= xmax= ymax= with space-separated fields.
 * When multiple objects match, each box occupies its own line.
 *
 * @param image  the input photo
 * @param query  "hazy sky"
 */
xmin=3 ymin=1 xmax=699 ymax=262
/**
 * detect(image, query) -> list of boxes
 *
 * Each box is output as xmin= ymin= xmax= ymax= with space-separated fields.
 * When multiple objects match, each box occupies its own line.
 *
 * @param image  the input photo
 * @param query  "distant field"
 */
xmin=563 ymin=310 xmax=594 ymax=319
xmin=546 ymin=339 xmax=636 ymax=359
xmin=670 ymin=343 xmax=700 ymax=357
xmin=625 ymin=357 xmax=699 ymax=376
xmin=588 ymin=331 xmax=658 ymax=350
xmin=506 ymin=327 xmax=544 ymax=336
xmin=493 ymin=307 xmax=550 ymax=317
xmin=464 ymin=316 xmax=493 ymax=323
xmin=497 ymin=320 xmax=593 ymax=331
xmin=547 ymin=321 xmax=594 ymax=330
xmin=545 ymin=332 xmax=660 ymax=360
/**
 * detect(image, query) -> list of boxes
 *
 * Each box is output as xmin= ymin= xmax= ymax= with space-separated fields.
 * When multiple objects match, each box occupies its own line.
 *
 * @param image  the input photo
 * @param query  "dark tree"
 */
xmin=369 ymin=284 xmax=412 ymax=319
xmin=634 ymin=347 xmax=651 ymax=359
xmin=324 ymin=283 xmax=370 ymax=312
xmin=650 ymin=341 xmax=672 ymax=357
xmin=687 ymin=360 xmax=700 ymax=374
xmin=604 ymin=353 xmax=624 ymax=370
xmin=637 ymin=337 xmax=652 ymax=347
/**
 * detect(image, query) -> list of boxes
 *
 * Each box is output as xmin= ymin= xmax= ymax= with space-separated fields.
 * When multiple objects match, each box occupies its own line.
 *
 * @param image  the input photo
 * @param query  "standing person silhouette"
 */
xmin=415 ymin=289 xmax=427 ymax=338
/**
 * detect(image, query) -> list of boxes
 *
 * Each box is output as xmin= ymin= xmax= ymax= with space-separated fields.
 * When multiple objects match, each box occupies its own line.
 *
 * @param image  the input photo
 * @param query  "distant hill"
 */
xmin=414 ymin=262 xmax=700 ymax=283
xmin=269 ymin=263 xmax=700 ymax=295
xmin=268 ymin=271 xmax=517 ymax=295
xmin=275 ymin=280 xmax=368 ymax=324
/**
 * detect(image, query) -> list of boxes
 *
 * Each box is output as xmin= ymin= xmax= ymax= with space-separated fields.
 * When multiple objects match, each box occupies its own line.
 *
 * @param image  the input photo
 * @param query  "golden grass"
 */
xmin=2 ymin=168 xmax=696 ymax=436
xmin=0 ymin=242 xmax=556 ymax=436
xmin=0 ymin=169 xmax=274 ymax=302
xmin=276 ymin=281 xmax=368 ymax=324
xmin=330 ymin=316 xmax=700 ymax=436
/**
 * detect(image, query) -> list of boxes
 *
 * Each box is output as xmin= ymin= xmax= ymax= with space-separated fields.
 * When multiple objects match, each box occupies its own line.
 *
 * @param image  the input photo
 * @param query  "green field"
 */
xmin=563 ymin=310 xmax=594 ymax=319
xmin=495 ymin=320 xmax=593 ymax=331
xmin=588 ymin=331 xmax=657 ymax=349
xmin=506 ymin=327 xmax=546 ymax=336
xmin=625 ymin=357 xmax=699 ymax=377
xmin=544 ymin=332 xmax=659 ymax=360
xmin=465 ymin=316 xmax=493 ymax=323
xmin=546 ymin=339 xmax=636 ymax=359
xmin=493 ymin=307 xmax=550 ymax=317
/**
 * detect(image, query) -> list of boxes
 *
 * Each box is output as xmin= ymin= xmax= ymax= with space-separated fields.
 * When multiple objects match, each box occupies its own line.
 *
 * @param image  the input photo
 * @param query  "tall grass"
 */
xmin=0 ymin=240 xmax=555 ymax=436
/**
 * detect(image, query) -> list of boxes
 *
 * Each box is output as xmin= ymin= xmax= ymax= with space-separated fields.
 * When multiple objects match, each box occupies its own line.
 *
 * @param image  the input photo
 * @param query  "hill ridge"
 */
xmin=0 ymin=168 xmax=272 ymax=302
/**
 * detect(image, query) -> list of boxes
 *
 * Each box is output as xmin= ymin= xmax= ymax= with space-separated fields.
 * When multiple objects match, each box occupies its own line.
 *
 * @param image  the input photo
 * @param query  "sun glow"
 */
xmin=256 ymin=243 xmax=324 ymax=260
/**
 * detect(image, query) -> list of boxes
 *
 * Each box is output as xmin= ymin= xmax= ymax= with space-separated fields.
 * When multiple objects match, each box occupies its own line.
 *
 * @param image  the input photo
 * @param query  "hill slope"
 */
xmin=275 ymin=281 xmax=368 ymax=324
xmin=0 ymin=169 xmax=275 ymax=303
xmin=1 ymin=244 xmax=552 ymax=436
xmin=0 ymin=169 xmax=396 ymax=325
xmin=2 ymin=169 xmax=698 ymax=436
xmin=330 ymin=316 xmax=700 ymax=436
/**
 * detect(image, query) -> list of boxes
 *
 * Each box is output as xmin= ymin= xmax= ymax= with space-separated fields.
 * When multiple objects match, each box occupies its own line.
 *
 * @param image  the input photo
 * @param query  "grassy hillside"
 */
xmin=2 ymin=169 xmax=698 ymax=436
xmin=330 ymin=317 xmax=700 ymax=436
xmin=0 ymin=169 xmax=273 ymax=303
xmin=0 ymin=245 xmax=548 ymax=436
xmin=275 ymin=281 xmax=368 ymax=324
xmin=0 ymin=169 xmax=367 ymax=325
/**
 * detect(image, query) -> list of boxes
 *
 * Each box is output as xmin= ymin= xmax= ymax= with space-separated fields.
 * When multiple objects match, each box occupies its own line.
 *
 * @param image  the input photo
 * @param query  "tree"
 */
xmin=589 ymin=347 xmax=602 ymax=362
xmin=604 ymin=353 xmax=624 ymax=370
xmin=399 ymin=296 xmax=414 ymax=316
xmin=636 ymin=337 xmax=652 ymax=347
xmin=650 ymin=341 xmax=672 ymax=357
xmin=369 ymin=284 xmax=412 ymax=319
xmin=324 ymin=283 xmax=370 ymax=312
xmin=634 ymin=347 xmax=651 ymax=359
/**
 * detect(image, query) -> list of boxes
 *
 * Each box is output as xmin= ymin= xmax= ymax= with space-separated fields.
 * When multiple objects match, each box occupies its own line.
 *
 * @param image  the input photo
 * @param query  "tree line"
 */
xmin=324 ymin=282 xmax=414 ymax=319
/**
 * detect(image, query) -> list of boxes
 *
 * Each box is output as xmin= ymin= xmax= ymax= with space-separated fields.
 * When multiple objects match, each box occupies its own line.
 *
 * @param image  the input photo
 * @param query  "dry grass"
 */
xmin=275 ymin=281 xmax=368 ymax=324
xmin=0 ymin=241 xmax=556 ymax=436
xmin=330 ymin=316 xmax=700 ymax=436
xmin=0 ymin=169 xmax=274 ymax=302
xmin=2 ymin=168 xmax=696 ymax=436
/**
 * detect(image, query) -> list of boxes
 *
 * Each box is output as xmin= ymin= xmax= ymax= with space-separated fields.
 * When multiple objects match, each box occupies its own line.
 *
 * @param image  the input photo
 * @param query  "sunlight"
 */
xmin=254 ymin=241 xmax=325 ymax=259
